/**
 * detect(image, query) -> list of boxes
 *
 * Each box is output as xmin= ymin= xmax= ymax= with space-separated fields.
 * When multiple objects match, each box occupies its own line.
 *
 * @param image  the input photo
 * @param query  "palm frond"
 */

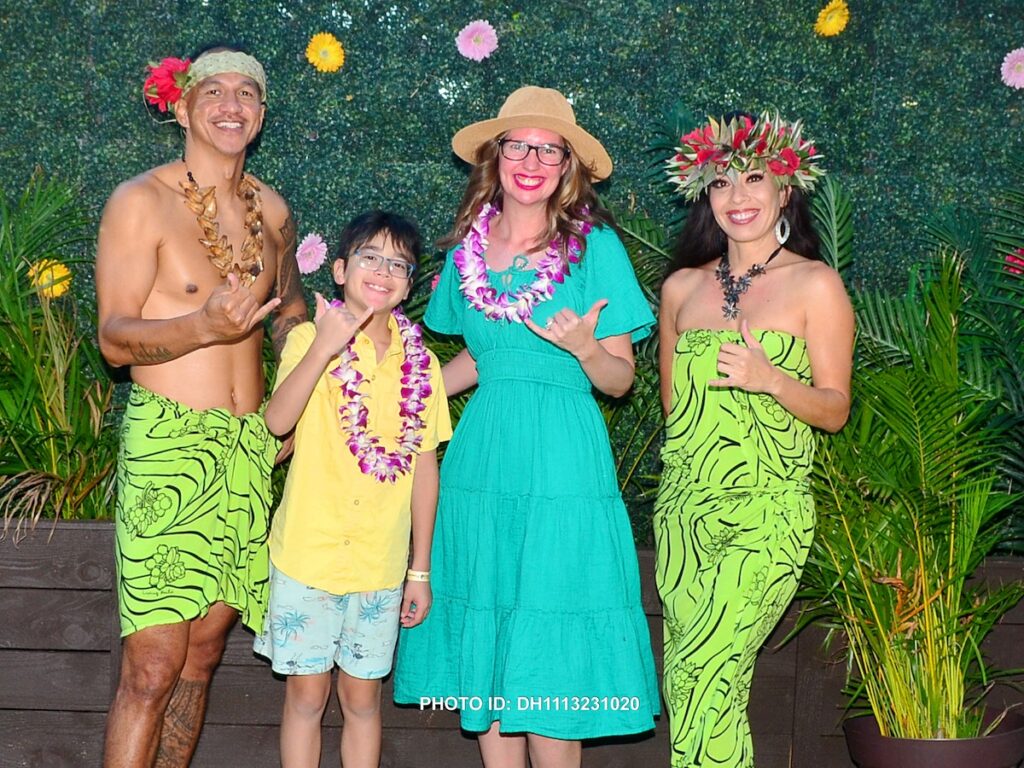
xmin=402 ymin=253 xmax=443 ymax=323
xmin=640 ymin=100 xmax=700 ymax=181
xmin=613 ymin=206 xmax=673 ymax=304
xmin=810 ymin=176 xmax=854 ymax=275
xmin=851 ymin=291 xmax=921 ymax=368
xmin=922 ymin=206 xmax=989 ymax=264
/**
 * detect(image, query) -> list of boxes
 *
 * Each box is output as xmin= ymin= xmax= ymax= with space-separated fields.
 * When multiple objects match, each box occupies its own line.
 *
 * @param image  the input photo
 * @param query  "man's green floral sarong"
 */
xmin=115 ymin=384 xmax=278 ymax=637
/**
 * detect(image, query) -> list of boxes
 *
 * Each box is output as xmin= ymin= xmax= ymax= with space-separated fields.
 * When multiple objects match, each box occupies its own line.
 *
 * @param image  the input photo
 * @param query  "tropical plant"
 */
xmin=602 ymin=202 xmax=672 ymax=541
xmin=922 ymin=187 xmax=1024 ymax=553
xmin=869 ymin=203 xmax=1022 ymax=437
xmin=810 ymin=176 xmax=855 ymax=274
xmin=798 ymin=251 xmax=1024 ymax=739
xmin=401 ymin=261 xmax=471 ymax=435
xmin=0 ymin=175 xmax=118 ymax=539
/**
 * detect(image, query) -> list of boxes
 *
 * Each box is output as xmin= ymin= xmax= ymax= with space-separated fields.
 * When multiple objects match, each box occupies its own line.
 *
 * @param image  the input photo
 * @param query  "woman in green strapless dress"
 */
xmin=655 ymin=112 xmax=854 ymax=768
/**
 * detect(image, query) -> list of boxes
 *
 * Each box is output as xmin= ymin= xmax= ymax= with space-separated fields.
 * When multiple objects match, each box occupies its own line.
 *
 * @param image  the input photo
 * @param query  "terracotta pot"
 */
xmin=844 ymin=710 xmax=1024 ymax=768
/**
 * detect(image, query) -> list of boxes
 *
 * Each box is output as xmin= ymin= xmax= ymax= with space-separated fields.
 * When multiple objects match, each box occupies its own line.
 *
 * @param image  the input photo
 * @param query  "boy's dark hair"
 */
xmin=337 ymin=210 xmax=423 ymax=267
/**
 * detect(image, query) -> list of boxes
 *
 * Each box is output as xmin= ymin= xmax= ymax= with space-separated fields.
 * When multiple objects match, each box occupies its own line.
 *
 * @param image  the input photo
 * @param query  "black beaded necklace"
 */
xmin=714 ymin=244 xmax=783 ymax=319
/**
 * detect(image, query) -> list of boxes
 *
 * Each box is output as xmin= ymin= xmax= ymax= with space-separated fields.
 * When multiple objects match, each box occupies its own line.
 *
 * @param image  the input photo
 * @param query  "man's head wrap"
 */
xmin=183 ymin=50 xmax=268 ymax=103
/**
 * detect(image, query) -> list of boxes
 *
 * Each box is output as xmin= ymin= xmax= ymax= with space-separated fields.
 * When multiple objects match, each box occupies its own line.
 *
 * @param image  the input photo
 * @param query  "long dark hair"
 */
xmin=668 ymin=186 xmax=821 ymax=273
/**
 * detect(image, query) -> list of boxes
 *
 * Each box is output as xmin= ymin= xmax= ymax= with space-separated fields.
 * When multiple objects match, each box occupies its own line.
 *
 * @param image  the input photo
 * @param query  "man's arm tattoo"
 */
xmin=272 ymin=315 xmax=303 ymax=360
xmin=271 ymin=214 xmax=306 ymax=360
xmin=126 ymin=341 xmax=174 ymax=365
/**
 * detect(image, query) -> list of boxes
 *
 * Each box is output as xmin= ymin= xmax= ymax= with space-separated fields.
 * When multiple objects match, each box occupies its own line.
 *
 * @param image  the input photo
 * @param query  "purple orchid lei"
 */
xmin=328 ymin=306 xmax=433 ymax=483
xmin=454 ymin=203 xmax=592 ymax=322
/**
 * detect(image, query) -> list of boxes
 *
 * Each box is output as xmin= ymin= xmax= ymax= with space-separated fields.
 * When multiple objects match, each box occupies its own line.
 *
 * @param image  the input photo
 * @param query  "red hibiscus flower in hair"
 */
xmin=696 ymin=148 xmax=724 ymax=165
xmin=680 ymin=127 xmax=710 ymax=156
xmin=754 ymin=123 xmax=771 ymax=154
xmin=672 ymin=153 xmax=694 ymax=171
xmin=767 ymin=147 xmax=801 ymax=177
xmin=144 ymin=57 xmax=191 ymax=112
xmin=732 ymin=116 xmax=754 ymax=148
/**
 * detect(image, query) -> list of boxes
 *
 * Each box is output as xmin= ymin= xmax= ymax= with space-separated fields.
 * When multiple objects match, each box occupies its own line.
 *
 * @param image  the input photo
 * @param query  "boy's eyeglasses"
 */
xmin=354 ymin=249 xmax=416 ymax=279
xmin=497 ymin=139 xmax=570 ymax=166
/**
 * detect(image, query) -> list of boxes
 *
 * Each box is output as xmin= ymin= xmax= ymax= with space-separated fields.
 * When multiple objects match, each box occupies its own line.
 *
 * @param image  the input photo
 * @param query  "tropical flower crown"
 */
xmin=143 ymin=50 xmax=268 ymax=113
xmin=666 ymin=112 xmax=825 ymax=201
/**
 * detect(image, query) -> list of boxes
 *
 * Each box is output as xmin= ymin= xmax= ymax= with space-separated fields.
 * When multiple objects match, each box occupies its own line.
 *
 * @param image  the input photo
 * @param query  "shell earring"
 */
xmin=774 ymin=213 xmax=791 ymax=246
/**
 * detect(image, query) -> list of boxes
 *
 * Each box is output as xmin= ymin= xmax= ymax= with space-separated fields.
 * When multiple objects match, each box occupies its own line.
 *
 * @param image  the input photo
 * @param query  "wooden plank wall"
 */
xmin=0 ymin=522 xmax=118 ymax=767
xmin=1 ymin=522 xmax=1021 ymax=767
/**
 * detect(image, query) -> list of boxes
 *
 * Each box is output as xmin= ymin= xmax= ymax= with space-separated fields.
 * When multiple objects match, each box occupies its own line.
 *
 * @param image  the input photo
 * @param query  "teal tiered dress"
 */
xmin=394 ymin=225 xmax=660 ymax=739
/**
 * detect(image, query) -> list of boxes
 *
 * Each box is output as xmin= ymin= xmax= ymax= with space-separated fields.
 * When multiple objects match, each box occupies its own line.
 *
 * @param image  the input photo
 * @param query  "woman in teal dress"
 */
xmin=655 ymin=112 xmax=854 ymax=768
xmin=394 ymin=86 xmax=659 ymax=767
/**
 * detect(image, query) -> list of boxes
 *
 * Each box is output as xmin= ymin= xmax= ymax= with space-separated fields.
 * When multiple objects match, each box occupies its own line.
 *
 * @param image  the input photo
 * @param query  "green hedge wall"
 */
xmin=3 ymin=0 xmax=1023 ymax=297
xmin=3 ymin=2 xmax=1024 ymax=540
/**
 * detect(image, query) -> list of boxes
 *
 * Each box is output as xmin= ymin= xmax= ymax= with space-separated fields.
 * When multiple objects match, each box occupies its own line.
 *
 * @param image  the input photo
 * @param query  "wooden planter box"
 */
xmin=2 ymin=521 xmax=1022 ymax=767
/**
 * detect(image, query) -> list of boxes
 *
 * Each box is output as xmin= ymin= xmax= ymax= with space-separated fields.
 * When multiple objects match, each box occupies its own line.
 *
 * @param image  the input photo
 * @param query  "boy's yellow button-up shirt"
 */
xmin=269 ymin=320 xmax=451 ymax=595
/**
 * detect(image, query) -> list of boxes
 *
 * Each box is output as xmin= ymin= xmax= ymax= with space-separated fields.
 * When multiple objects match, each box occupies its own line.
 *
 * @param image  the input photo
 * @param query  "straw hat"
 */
xmin=451 ymin=86 xmax=613 ymax=180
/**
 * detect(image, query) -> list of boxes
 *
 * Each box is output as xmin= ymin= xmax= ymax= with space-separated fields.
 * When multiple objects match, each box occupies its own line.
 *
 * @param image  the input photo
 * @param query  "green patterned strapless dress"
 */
xmin=654 ymin=329 xmax=816 ymax=768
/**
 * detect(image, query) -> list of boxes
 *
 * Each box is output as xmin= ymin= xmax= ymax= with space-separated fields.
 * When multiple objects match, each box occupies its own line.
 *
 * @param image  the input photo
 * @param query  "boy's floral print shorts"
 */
xmin=254 ymin=563 xmax=402 ymax=679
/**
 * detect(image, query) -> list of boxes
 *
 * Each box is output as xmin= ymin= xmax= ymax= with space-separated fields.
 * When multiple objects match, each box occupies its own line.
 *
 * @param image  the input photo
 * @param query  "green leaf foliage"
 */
xmin=810 ymin=176 xmax=854 ymax=274
xmin=0 ymin=175 xmax=118 ymax=539
xmin=799 ymin=253 xmax=1024 ymax=739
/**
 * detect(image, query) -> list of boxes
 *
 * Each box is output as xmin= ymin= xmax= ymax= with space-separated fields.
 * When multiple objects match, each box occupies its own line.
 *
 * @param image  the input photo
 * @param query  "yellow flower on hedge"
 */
xmin=814 ymin=0 xmax=850 ymax=37
xmin=306 ymin=32 xmax=345 ymax=73
xmin=28 ymin=259 xmax=72 ymax=298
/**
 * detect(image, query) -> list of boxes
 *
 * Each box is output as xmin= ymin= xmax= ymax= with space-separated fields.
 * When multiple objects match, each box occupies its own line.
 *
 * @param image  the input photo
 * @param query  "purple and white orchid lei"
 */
xmin=454 ymin=203 xmax=592 ymax=322
xmin=328 ymin=306 xmax=433 ymax=483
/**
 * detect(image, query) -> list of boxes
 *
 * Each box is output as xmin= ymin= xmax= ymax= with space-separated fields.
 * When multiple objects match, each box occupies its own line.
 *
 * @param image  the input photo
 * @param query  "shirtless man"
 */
xmin=96 ymin=48 xmax=306 ymax=767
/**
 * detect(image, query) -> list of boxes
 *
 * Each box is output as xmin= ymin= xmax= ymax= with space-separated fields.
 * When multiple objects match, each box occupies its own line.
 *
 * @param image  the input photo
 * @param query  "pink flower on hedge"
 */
xmin=1006 ymin=249 xmax=1024 ymax=275
xmin=430 ymin=274 xmax=441 ymax=291
xmin=1002 ymin=47 xmax=1024 ymax=89
xmin=456 ymin=20 xmax=498 ymax=62
xmin=296 ymin=233 xmax=328 ymax=274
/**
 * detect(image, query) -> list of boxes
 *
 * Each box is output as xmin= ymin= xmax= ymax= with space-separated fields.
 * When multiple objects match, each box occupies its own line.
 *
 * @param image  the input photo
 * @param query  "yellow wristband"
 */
xmin=406 ymin=569 xmax=430 ymax=582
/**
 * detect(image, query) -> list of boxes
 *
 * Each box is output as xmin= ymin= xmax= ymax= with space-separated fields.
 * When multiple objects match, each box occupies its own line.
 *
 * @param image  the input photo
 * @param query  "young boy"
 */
xmin=254 ymin=211 xmax=451 ymax=768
